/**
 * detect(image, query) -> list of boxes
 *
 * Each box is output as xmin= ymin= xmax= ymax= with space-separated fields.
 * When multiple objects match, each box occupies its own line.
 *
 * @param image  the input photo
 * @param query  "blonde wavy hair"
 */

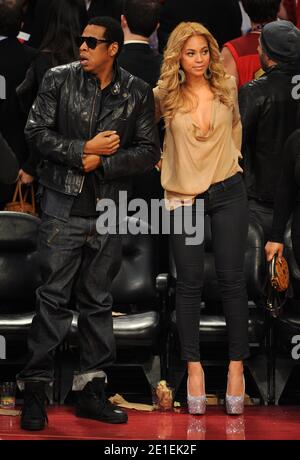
xmin=158 ymin=22 xmax=233 ymax=125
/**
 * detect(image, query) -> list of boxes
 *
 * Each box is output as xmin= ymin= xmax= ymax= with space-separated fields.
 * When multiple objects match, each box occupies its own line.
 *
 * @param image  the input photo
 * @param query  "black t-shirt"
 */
xmin=70 ymin=83 xmax=112 ymax=217
xmin=70 ymin=172 xmax=99 ymax=217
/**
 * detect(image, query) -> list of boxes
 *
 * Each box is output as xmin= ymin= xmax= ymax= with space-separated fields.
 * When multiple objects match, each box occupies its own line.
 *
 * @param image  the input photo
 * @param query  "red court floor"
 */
xmin=0 ymin=406 xmax=300 ymax=440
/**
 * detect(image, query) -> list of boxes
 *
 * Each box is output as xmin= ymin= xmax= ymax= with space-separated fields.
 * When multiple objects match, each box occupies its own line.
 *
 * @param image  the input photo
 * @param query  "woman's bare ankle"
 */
xmin=187 ymin=362 xmax=205 ymax=396
xmin=227 ymin=361 xmax=244 ymax=396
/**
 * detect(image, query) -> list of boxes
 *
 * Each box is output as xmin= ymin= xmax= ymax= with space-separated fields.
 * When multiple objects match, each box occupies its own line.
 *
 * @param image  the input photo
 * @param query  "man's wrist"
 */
xmin=84 ymin=140 xmax=100 ymax=155
xmin=83 ymin=140 xmax=92 ymax=154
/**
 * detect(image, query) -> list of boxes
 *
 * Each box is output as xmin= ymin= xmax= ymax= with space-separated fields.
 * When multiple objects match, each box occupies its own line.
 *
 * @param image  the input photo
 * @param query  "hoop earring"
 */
xmin=178 ymin=68 xmax=186 ymax=84
xmin=204 ymin=65 xmax=212 ymax=80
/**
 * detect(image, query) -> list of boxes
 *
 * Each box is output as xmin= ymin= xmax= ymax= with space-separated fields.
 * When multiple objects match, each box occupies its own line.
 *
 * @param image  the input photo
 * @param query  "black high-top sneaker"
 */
xmin=75 ymin=377 xmax=128 ymax=424
xmin=21 ymin=381 xmax=48 ymax=431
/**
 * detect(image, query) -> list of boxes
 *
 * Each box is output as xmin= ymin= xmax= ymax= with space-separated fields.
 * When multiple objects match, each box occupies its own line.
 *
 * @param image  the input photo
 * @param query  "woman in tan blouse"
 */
xmin=154 ymin=22 xmax=249 ymax=415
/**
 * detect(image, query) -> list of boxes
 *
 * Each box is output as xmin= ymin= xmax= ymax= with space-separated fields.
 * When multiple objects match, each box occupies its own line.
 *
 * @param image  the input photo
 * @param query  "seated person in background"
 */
xmin=119 ymin=0 xmax=162 ymax=88
xmin=222 ymin=0 xmax=281 ymax=88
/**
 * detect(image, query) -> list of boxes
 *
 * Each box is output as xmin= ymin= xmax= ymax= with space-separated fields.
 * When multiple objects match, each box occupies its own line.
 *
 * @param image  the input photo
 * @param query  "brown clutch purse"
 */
xmin=269 ymin=254 xmax=289 ymax=292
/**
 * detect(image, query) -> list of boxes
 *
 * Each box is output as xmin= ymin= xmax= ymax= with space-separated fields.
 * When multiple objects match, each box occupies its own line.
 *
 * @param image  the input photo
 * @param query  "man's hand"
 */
xmin=82 ymin=155 xmax=102 ymax=173
xmin=265 ymin=241 xmax=284 ymax=262
xmin=18 ymin=169 xmax=34 ymax=184
xmin=84 ymin=131 xmax=120 ymax=156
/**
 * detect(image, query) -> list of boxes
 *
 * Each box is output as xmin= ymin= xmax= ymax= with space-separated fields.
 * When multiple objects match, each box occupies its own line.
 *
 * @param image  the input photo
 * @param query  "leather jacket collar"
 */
xmin=84 ymin=62 xmax=123 ymax=97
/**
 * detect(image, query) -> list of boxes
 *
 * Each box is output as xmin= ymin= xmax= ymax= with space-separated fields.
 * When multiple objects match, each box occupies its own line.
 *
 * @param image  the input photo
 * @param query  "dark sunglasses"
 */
xmin=76 ymin=36 xmax=110 ymax=49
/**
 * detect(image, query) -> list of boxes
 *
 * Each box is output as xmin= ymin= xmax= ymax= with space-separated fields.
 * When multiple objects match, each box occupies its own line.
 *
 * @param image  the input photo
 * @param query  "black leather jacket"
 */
xmin=25 ymin=61 xmax=160 ymax=203
xmin=239 ymin=66 xmax=299 ymax=203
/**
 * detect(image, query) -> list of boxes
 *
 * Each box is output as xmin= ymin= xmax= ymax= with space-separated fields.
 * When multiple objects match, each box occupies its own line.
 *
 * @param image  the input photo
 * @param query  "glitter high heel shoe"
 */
xmin=225 ymin=375 xmax=245 ymax=415
xmin=187 ymin=374 xmax=206 ymax=415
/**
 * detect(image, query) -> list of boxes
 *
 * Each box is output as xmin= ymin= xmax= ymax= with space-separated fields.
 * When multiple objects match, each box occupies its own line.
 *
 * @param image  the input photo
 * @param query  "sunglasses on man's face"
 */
xmin=76 ymin=36 xmax=110 ymax=49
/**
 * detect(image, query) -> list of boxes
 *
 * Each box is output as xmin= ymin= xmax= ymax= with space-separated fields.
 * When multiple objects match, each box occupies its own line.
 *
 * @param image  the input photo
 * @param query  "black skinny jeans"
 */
xmin=170 ymin=173 xmax=250 ymax=362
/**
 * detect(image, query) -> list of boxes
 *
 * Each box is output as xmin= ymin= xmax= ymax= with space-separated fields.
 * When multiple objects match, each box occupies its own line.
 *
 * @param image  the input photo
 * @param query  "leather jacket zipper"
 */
xmin=90 ymin=84 xmax=98 ymax=138
xmin=79 ymin=175 xmax=85 ymax=193
xmin=79 ymin=85 xmax=98 ymax=194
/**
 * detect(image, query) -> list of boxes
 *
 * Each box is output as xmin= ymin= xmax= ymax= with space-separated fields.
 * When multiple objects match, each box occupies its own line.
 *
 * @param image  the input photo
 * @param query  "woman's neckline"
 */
xmin=189 ymin=97 xmax=217 ymax=140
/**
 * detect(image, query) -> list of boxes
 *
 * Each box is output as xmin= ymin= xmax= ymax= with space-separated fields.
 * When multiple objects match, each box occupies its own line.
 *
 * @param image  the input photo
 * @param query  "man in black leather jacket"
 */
xmin=239 ymin=20 xmax=300 ymax=242
xmin=18 ymin=16 xmax=160 ymax=431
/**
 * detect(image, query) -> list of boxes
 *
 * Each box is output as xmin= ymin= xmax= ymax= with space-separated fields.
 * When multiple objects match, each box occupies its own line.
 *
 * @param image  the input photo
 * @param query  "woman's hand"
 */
xmin=155 ymin=158 xmax=162 ymax=172
xmin=265 ymin=241 xmax=284 ymax=262
xmin=18 ymin=169 xmax=34 ymax=184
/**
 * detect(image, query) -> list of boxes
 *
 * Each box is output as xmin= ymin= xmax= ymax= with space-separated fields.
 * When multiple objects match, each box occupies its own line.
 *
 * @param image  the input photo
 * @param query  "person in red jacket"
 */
xmin=222 ymin=0 xmax=281 ymax=88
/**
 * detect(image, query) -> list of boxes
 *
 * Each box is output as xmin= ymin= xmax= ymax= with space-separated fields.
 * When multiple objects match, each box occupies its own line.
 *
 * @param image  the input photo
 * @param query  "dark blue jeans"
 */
xmin=18 ymin=214 xmax=122 ymax=382
xmin=170 ymin=173 xmax=250 ymax=362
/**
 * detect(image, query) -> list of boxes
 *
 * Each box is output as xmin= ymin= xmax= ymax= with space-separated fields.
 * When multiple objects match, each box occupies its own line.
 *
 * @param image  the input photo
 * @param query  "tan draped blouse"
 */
xmin=153 ymin=76 xmax=243 ymax=210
